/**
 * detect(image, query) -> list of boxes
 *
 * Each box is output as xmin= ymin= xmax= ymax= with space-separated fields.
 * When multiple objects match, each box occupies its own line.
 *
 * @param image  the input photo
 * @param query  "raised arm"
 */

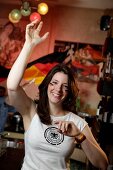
xmin=7 ymin=20 xmax=49 ymax=117
xmin=7 ymin=20 xmax=49 ymax=90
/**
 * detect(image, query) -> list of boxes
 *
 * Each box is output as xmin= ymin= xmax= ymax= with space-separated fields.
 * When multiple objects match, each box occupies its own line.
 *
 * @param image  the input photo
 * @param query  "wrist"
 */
xmin=75 ymin=133 xmax=86 ymax=144
xmin=24 ymin=41 xmax=35 ymax=50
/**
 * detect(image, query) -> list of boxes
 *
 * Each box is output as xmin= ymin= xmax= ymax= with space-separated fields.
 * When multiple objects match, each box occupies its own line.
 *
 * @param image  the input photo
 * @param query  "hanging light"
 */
xmin=8 ymin=1 xmax=49 ymax=23
xmin=38 ymin=3 xmax=48 ymax=15
xmin=8 ymin=9 xmax=22 ymax=23
xmin=21 ymin=1 xmax=31 ymax=17
xmin=29 ymin=12 xmax=41 ymax=22
xmin=10 ymin=9 xmax=22 ymax=21
xmin=9 ymin=13 xmax=20 ymax=23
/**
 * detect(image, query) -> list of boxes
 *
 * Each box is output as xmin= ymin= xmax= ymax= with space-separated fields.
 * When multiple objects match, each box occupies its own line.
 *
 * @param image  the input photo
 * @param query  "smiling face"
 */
xmin=47 ymin=72 xmax=68 ymax=105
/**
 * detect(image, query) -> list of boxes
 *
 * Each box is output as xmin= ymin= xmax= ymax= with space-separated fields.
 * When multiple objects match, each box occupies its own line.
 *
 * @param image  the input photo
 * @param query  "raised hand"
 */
xmin=54 ymin=120 xmax=81 ymax=137
xmin=25 ymin=20 xmax=49 ymax=47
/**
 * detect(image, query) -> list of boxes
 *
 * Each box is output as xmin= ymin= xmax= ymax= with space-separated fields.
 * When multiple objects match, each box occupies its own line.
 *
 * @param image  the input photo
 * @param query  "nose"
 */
xmin=55 ymin=84 xmax=62 ymax=92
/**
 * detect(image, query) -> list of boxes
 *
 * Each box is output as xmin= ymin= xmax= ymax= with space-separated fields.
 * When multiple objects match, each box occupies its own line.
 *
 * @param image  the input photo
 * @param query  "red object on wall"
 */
xmin=29 ymin=12 xmax=41 ymax=22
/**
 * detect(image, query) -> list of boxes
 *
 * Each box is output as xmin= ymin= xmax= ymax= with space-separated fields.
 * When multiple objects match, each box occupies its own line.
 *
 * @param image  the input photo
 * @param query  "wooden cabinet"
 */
xmin=0 ymin=148 xmax=24 ymax=170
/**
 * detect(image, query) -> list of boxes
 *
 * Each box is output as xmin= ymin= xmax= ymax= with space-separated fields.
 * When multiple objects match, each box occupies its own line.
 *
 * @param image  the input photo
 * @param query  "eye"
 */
xmin=62 ymin=84 xmax=68 ymax=91
xmin=50 ymin=81 xmax=58 ymax=85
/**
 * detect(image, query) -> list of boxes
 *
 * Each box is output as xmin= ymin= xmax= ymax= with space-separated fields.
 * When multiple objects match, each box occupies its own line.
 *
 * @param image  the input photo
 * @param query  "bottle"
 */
xmin=104 ymin=52 xmax=111 ymax=74
xmin=96 ymin=96 xmax=106 ymax=121
xmin=96 ymin=98 xmax=103 ymax=117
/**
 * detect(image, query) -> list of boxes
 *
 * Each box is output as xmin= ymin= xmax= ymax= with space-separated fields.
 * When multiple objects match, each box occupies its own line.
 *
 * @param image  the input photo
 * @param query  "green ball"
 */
xmin=10 ymin=9 xmax=22 ymax=21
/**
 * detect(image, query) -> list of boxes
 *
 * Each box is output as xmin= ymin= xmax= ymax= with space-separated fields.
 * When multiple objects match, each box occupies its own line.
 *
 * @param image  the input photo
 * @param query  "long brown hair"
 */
xmin=36 ymin=63 xmax=78 ymax=125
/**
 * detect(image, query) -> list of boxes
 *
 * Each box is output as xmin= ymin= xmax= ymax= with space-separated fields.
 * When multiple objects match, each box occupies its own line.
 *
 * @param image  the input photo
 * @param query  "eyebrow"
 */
xmin=51 ymin=79 xmax=68 ymax=85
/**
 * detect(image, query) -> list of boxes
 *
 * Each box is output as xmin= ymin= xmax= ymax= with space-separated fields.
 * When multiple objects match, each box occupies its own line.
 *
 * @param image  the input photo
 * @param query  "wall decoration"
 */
xmin=54 ymin=40 xmax=104 ymax=82
xmin=54 ymin=40 xmax=105 ymax=115
xmin=0 ymin=20 xmax=27 ymax=86
xmin=0 ymin=21 xmax=25 ymax=68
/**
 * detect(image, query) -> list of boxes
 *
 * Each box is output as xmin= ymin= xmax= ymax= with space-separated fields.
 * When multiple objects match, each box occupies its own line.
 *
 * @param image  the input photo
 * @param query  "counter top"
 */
xmin=3 ymin=131 xmax=24 ymax=140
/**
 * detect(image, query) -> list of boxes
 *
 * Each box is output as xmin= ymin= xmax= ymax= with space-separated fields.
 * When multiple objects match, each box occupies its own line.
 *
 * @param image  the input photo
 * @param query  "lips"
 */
xmin=50 ymin=91 xmax=65 ymax=103
xmin=52 ymin=92 xmax=61 ymax=100
xmin=52 ymin=92 xmax=61 ymax=97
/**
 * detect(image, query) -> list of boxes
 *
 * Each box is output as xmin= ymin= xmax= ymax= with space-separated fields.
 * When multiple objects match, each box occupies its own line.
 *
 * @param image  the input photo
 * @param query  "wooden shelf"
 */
xmin=3 ymin=131 xmax=24 ymax=140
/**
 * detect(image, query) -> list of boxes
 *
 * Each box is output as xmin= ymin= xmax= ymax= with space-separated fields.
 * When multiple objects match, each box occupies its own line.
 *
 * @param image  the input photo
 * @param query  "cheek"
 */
xmin=47 ymin=85 xmax=51 ymax=96
xmin=48 ymin=84 xmax=54 ymax=92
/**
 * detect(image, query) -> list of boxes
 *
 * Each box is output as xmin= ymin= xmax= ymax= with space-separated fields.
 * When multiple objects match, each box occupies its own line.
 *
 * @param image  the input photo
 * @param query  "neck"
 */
xmin=49 ymin=103 xmax=66 ymax=116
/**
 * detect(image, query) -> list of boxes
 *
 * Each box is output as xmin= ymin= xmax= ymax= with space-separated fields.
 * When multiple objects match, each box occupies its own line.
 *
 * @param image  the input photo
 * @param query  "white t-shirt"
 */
xmin=21 ymin=112 xmax=88 ymax=170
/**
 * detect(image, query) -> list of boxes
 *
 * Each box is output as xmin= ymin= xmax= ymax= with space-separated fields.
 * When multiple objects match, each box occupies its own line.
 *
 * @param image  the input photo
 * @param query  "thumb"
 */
xmin=41 ymin=32 xmax=49 ymax=42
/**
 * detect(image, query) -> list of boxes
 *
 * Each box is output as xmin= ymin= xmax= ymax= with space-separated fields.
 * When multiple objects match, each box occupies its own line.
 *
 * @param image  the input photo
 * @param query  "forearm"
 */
xmin=7 ymin=42 xmax=34 ymax=90
xmin=81 ymin=138 xmax=108 ymax=169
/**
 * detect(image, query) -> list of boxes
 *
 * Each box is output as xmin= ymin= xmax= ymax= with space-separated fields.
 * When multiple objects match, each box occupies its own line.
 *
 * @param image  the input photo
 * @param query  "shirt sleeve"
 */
xmin=71 ymin=113 xmax=88 ymax=131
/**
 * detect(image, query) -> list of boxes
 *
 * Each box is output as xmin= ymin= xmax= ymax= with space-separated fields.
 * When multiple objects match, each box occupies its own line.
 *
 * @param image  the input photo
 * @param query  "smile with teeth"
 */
xmin=52 ymin=92 xmax=62 ymax=98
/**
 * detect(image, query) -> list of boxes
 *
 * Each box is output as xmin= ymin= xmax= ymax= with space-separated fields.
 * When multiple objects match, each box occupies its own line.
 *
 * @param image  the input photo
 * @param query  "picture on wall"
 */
xmin=0 ymin=22 xmax=25 ymax=68
xmin=54 ymin=40 xmax=104 ymax=83
xmin=54 ymin=40 xmax=105 ymax=115
xmin=0 ymin=20 xmax=26 ymax=82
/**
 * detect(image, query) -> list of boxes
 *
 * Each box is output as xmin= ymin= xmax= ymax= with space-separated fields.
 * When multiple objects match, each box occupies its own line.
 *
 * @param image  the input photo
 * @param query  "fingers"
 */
xmin=41 ymin=32 xmax=49 ymax=42
xmin=26 ymin=20 xmax=42 ymax=35
xmin=36 ymin=21 xmax=43 ymax=33
xmin=26 ymin=20 xmax=49 ymax=42
xmin=27 ymin=19 xmax=39 ymax=28
xmin=26 ymin=19 xmax=38 ymax=32
xmin=26 ymin=20 xmax=37 ymax=37
xmin=54 ymin=121 xmax=69 ymax=133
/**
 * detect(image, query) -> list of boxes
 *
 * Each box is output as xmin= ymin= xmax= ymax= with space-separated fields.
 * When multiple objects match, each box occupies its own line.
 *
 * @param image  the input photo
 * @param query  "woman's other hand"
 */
xmin=54 ymin=120 xmax=81 ymax=137
xmin=25 ymin=20 xmax=49 ymax=47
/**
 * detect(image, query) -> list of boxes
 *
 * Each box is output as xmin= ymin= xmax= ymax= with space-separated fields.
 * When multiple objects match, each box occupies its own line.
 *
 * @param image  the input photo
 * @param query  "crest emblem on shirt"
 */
xmin=44 ymin=127 xmax=64 ymax=145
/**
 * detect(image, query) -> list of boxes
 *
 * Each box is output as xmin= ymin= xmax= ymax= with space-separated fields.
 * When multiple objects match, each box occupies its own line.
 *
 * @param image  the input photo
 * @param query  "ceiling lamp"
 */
xmin=9 ymin=13 xmax=20 ymax=23
xmin=8 ymin=1 xmax=49 ymax=23
xmin=38 ymin=3 xmax=48 ymax=15
xmin=9 ymin=9 xmax=22 ymax=23
xmin=21 ymin=1 xmax=31 ymax=16
xmin=30 ymin=12 xmax=41 ymax=22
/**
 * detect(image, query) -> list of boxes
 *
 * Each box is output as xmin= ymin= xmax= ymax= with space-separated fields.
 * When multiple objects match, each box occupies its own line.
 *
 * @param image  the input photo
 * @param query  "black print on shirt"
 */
xmin=44 ymin=127 xmax=64 ymax=145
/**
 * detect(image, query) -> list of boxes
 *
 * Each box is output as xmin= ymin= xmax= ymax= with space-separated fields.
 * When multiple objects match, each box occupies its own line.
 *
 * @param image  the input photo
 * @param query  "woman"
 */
xmin=7 ymin=20 xmax=108 ymax=170
xmin=0 ymin=22 xmax=14 ymax=66
xmin=0 ymin=22 xmax=23 ymax=68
